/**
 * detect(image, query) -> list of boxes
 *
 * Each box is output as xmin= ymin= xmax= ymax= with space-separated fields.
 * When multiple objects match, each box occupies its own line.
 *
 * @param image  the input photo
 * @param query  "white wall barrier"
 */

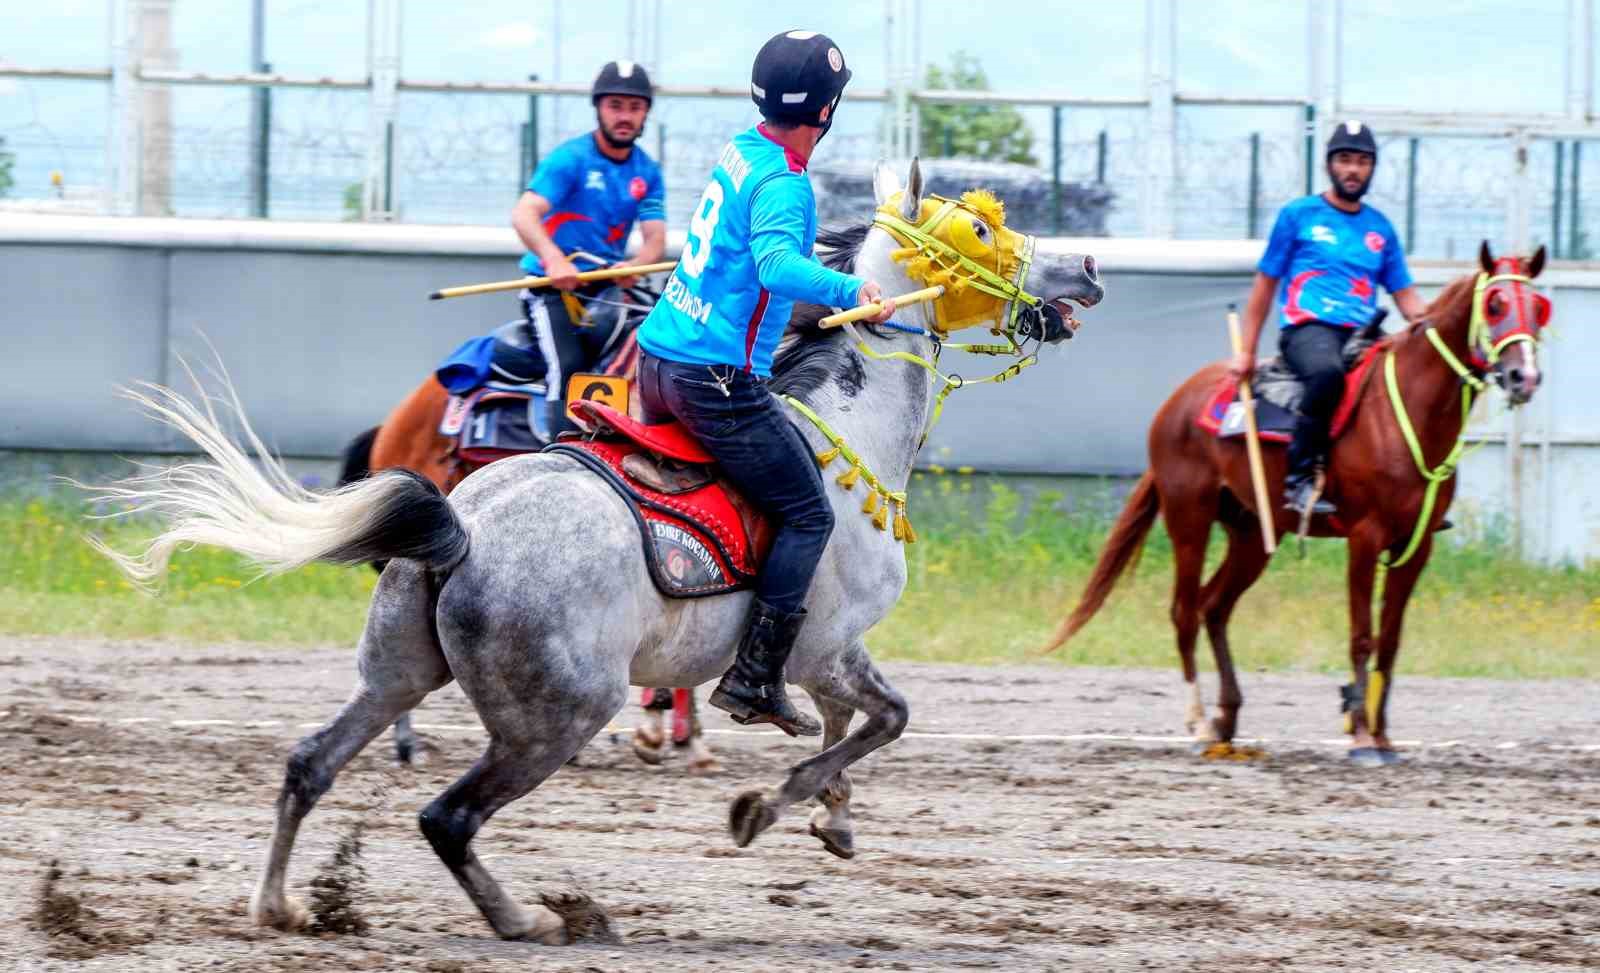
xmin=2 ymin=214 xmax=1594 ymax=564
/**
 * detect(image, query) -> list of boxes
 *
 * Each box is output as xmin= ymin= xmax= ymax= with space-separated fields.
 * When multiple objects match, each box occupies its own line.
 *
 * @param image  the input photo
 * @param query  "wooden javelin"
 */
xmin=428 ymin=261 xmax=679 ymax=300
xmin=1227 ymin=305 xmax=1277 ymax=554
xmin=818 ymin=285 xmax=945 ymax=328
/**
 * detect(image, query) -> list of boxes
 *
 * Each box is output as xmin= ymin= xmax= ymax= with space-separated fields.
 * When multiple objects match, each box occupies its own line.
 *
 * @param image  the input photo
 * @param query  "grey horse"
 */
xmin=90 ymin=160 xmax=1103 ymax=942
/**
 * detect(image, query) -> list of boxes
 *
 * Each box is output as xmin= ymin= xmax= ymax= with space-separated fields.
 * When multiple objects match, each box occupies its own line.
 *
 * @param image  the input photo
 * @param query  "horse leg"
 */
xmin=392 ymin=713 xmax=427 ymax=766
xmin=729 ymin=642 xmax=907 ymax=850
xmin=421 ymin=614 xmax=627 ymax=940
xmin=1167 ymin=511 xmax=1215 ymax=743
xmin=803 ymin=691 xmax=858 ymax=859
xmin=1199 ymin=524 xmax=1272 ymax=743
xmin=1369 ymin=537 xmax=1433 ymax=762
xmin=251 ymin=565 xmax=450 ymax=929
xmin=1344 ymin=528 xmax=1385 ymax=765
xmin=678 ymin=689 xmax=721 ymax=776
xmin=631 ymin=688 xmax=671 ymax=766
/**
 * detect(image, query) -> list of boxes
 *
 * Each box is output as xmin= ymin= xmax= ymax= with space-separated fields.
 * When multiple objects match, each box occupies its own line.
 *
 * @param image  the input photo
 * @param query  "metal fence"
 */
xmin=4 ymin=0 xmax=1599 ymax=260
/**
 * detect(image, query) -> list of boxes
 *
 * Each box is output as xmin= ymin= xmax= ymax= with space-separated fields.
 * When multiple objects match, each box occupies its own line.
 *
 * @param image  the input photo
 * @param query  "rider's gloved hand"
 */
xmin=857 ymin=281 xmax=897 ymax=325
xmin=543 ymin=254 xmax=582 ymax=292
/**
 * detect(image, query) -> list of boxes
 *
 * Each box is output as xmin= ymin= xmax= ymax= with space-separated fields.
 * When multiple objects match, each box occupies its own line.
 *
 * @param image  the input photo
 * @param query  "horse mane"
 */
xmin=768 ymin=221 xmax=896 ymax=400
xmin=1405 ymin=273 xmax=1477 ymax=337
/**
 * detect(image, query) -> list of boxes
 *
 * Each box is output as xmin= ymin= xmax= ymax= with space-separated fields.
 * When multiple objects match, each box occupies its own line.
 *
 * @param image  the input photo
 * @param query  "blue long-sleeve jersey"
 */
xmin=636 ymin=124 xmax=865 ymax=377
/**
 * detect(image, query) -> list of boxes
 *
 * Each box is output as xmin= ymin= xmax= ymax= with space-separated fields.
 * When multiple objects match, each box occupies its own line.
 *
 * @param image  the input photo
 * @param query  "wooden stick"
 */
xmin=1227 ymin=306 xmax=1278 ymax=555
xmin=818 ymin=285 xmax=945 ymax=329
xmin=428 ymin=261 xmax=679 ymax=300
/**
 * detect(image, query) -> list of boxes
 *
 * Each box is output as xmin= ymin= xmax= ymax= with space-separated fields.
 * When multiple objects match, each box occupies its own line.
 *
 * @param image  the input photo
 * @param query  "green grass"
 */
xmin=3 ymin=486 xmax=1597 ymax=679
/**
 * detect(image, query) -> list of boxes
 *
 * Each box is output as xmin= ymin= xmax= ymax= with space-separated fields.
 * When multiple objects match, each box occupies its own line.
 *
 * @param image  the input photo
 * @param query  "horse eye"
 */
xmin=1486 ymin=293 xmax=1506 ymax=321
xmin=972 ymin=219 xmax=989 ymax=240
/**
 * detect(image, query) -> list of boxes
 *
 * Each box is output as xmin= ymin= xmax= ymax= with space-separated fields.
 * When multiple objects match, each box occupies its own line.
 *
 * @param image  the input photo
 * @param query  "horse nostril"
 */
xmin=1083 ymin=255 xmax=1099 ymax=281
xmin=1507 ymin=368 xmax=1523 ymax=387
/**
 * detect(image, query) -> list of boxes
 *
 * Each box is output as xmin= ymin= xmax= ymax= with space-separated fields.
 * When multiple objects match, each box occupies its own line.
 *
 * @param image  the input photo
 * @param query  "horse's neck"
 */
xmin=1386 ymin=300 xmax=1477 ymax=455
xmin=794 ymin=231 xmax=937 ymax=492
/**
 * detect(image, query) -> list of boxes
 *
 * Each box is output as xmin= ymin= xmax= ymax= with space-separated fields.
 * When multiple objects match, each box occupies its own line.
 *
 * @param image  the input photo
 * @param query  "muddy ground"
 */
xmin=0 ymin=637 xmax=1596 ymax=972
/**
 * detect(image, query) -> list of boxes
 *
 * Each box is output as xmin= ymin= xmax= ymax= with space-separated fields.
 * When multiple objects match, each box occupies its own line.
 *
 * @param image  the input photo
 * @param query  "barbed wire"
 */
xmin=5 ymin=80 xmax=1598 ymax=258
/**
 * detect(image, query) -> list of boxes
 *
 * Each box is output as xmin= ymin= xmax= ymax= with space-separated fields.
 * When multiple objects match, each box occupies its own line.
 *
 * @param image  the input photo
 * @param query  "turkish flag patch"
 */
xmin=1365 ymin=231 xmax=1385 ymax=252
xmin=629 ymin=176 xmax=648 ymax=201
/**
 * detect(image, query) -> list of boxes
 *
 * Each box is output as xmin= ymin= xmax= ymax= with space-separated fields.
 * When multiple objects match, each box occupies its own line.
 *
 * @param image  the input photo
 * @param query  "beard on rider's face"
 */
xmin=1327 ymin=161 xmax=1372 ymax=202
xmin=596 ymin=110 xmax=643 ymax=150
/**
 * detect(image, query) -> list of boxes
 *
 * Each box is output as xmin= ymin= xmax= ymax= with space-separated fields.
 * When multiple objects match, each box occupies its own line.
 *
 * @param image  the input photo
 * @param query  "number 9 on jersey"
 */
xmin=679 ymin=181 xmax=725 ymax=279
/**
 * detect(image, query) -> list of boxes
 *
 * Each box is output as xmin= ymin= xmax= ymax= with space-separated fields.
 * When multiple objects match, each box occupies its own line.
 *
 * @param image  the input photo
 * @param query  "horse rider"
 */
xmin=1228 ymin=121 xmax=1426 ymax=516
xmin=508 ymin=60 xmax=667 ymax=439
xmin=633 ymin=30 xmax=896 ymax=737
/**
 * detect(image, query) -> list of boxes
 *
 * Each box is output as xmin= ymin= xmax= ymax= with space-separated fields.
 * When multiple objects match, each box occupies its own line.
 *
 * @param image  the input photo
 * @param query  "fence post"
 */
xmin=254 ymin=64 xmax=272 ymax=217
xmin=1571 ymin=141 xmax=1583 ymax=258
xmin=1051 ymin=105 xmax=1063 ymax=234
xmin=362 ymin=0 xmax=401 ymax=220
xmin=1096 ymin=129 xmax=1107 ymax=184
xmin=249 ymin=0 xmax=268 ymax=217
xmin=1246 ymin=131 xmax=1260 ymax=238
xmin=520 ymin=73 xmax=539 ymax=188
xmin=1405 ymin=137 xmax=1418 ymax=254
xmin=1553 ymin=141 xmax=1565 ymax=259
xmin=1303 ymin=104 xmax=1315 ymax=196
xmin=1142 ymin=0 xmax=1176 ymax=237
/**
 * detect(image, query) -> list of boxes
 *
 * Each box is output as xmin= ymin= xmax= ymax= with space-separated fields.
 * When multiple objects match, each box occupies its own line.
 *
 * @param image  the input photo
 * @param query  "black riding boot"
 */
xmin=1284 ymin=414 xmax=1337 ymax=516
xmin=709 ymin=599 xmax=822 ymax=737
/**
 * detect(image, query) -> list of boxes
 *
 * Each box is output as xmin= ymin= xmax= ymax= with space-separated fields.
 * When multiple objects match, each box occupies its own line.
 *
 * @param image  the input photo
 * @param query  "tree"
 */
xmin=918 ymin=53 xmax=1036 ymax=166
xmin=0 ymin=136 xmax=15 ymax=198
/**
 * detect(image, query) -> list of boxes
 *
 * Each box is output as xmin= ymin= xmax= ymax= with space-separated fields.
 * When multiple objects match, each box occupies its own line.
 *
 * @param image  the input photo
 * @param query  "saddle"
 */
xmin=1196 ymin=321 xmax=1388 ymax=444
xmin=545 ymin=400 xmax=774 ymax=599
xmin=439 ymin=381 xmax=550 ymax=464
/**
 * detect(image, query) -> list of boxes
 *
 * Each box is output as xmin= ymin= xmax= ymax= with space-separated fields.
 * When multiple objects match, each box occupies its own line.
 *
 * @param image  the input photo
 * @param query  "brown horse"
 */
xmin=1046 ymin=243 xmax=1549 ymax=765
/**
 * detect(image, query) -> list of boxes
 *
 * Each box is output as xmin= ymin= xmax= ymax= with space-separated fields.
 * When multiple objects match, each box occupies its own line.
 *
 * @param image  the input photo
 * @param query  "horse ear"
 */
xmin=872 ymin=161 xmax=902 ymax=208
xmin=901 ymin=157 xmax=924 ymax=221
xmin=1527 ymin=244 xmax=1547 ymax=279
xmin=1479 ymin=240 xmax=1495 ymax=274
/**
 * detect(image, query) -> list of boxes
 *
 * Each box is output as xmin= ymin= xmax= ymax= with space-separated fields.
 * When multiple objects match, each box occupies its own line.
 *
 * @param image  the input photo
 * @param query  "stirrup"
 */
xmin=709 ymin=684 xmax=822 ymax=737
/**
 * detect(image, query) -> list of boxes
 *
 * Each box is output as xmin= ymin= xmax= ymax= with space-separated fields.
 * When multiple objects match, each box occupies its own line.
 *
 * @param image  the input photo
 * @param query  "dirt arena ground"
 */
xmin=0 ymin=637 xmax=1596 ymax=972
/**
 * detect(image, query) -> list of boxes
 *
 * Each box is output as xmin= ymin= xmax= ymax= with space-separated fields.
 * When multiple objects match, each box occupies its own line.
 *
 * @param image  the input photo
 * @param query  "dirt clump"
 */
xmin=307 ymin=819 xmax=371 ymax=936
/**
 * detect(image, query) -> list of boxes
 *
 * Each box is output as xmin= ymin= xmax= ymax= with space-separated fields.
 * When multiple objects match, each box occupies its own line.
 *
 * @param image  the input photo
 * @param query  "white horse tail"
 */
xmin=86 ymin=378 xmax=469 ymax=590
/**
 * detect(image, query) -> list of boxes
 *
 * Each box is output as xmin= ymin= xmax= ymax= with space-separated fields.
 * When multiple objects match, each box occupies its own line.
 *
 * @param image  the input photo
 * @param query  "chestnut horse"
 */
xmin=1047 ymin=243 xmax=1549 ymax=765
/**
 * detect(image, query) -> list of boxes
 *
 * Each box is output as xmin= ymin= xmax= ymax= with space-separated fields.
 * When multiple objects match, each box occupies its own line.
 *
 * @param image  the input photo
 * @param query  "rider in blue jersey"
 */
xmin=1230 ymin=122 xmax=1427 ymax=515
xmin=635 ymin=30 xmax=896 ymax=737
xmin=506 ymin=60 xmax=667 ymax=438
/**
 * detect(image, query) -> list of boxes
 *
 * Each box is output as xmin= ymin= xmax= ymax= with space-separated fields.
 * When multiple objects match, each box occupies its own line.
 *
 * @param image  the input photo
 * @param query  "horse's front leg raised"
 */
xmin=729 ymin=642 xmax=907 ymax=850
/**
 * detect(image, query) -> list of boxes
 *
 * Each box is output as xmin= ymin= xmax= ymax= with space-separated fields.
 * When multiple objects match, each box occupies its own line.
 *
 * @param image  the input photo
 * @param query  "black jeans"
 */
xmin=521 ymin=288 xmax=613 ymax=438
xmin=1279 ymin=321 xmax=1355 ymax=481
xmin=637 ymin=352 xmax=835 ymax=615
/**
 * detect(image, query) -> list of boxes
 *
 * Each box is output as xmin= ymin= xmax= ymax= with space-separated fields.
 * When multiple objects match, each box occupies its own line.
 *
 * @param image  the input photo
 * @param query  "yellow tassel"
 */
xmin=816 ymin=446 xmax=841 ymax=468
xmin=904 ymin=519 xmax=918 ymax=544
xmin=836 ymin=465 xmax=860 ymax=489
xmin=862 ymin=491 xmax=880 ymax=515
xmin=892 ymin=511 xmax=907 ymax=541
xmin=872 ymin=504 xmax=889 ymax=531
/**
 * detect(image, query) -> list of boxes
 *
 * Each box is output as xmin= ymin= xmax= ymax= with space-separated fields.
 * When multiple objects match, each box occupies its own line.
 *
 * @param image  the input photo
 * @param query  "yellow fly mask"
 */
xmin=873 ymin=189 xmax=1045 ymax=338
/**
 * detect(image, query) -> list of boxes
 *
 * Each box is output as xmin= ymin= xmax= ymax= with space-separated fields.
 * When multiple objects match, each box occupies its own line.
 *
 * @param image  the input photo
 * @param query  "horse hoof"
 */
xmin=538 ymin=890 xmax=620 ymax=945
xmin=631 ymin=729 xmax=667 ymax=766
xmin=729 ymin=790 xmax=777 ymax=848
xmin=809 ymin=822 xmax=855 ymax=860
xmin=250 ymin=894 xmax=309 ymax=931
xmin=1348 ymin=747 xmax=1391 ymax=768
xmin=1377 ymin=748 xmax=1404 ymax=765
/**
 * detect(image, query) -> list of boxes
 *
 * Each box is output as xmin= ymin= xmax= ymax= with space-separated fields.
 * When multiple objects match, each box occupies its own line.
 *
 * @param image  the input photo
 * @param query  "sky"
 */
xmin=0 ymin=0 xmax=1591 ymax=246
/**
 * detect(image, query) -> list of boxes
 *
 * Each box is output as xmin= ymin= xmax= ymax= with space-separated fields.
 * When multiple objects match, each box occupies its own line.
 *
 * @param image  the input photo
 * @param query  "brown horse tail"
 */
xmin=1042 ymin=471 xmax=1160 ymax=652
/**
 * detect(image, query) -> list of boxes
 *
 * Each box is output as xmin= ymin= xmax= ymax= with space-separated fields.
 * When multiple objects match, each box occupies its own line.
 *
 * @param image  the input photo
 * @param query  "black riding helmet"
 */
xmin=751 ymin=30 xmax=851 ymax=137
xmin=592 ymin=60 xmax=653 ymax=106
xmin=1326 ymin=120 xmax=1377 ymax=163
